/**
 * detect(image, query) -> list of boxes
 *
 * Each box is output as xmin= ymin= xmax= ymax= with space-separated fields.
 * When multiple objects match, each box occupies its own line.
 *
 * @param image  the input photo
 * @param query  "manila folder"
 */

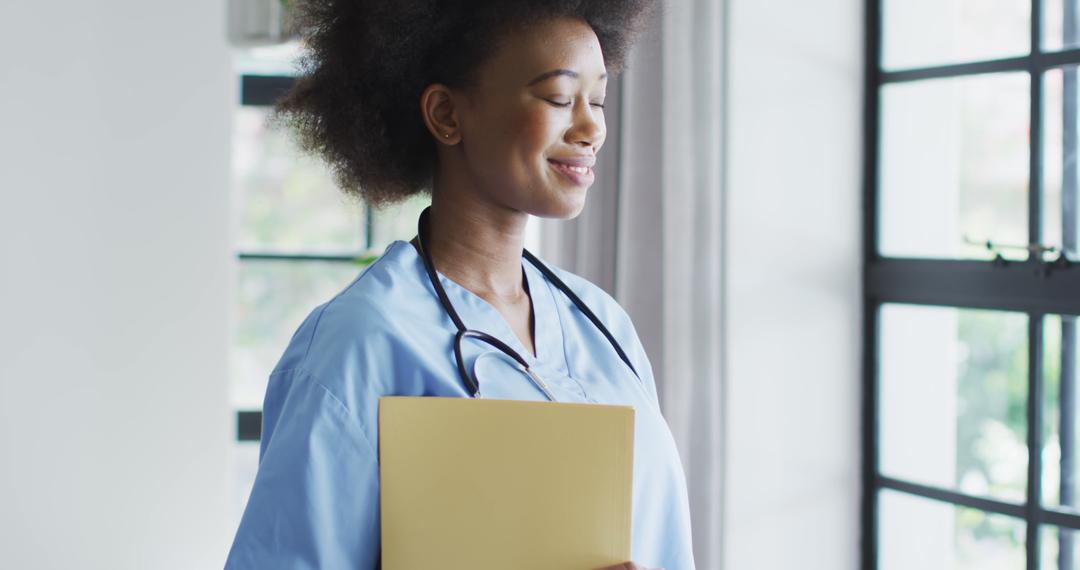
xmin=378 ymin=396 xmax=635 ymax=570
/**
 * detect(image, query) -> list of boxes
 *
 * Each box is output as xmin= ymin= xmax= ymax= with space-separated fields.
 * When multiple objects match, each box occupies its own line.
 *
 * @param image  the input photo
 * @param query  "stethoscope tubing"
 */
xmin=414 ymin=206 xmax=639 ymax=399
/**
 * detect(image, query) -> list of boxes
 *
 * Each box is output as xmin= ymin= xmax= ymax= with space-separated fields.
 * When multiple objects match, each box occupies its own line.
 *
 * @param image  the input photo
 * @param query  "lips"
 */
xmin=547 ymin=156 xmax=596 ymax=168
xmin=548 ymin=157 xmax=595 ymax=186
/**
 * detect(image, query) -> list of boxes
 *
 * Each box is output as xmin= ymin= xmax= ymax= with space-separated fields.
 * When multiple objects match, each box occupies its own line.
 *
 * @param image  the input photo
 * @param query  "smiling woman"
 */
xmin=225 ymin=1 xmax=694 ymax=569
xmin=414 ymin=14 xmax=608 ymax=223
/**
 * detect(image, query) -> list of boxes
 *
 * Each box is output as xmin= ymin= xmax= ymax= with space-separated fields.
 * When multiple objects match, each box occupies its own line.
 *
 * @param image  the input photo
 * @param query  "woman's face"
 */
xmin=441 ymin=17 xmax=608 ymax=219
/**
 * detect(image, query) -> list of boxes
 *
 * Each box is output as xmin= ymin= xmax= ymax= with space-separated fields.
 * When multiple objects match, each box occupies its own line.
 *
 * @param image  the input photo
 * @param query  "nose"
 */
xmin=566 ymin=99 xmax=606 ymax=151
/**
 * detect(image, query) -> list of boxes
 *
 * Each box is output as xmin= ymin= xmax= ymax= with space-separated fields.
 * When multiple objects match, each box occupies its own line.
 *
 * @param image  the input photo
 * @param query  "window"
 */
xmin=229 ymin=45 xmax=429 ymax=518
xmin=866 ymin=1 xmax=1080 ymax=569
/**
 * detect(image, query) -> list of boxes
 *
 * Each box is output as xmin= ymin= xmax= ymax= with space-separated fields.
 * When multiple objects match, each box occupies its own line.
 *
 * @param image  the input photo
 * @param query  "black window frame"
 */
xmin=864 ymin=2 xmax=1080 ymax=569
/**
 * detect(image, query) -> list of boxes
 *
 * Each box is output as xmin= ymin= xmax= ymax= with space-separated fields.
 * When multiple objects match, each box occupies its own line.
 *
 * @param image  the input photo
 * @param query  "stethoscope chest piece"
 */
xmin=471 ymin=350 xmax=558 ymax=402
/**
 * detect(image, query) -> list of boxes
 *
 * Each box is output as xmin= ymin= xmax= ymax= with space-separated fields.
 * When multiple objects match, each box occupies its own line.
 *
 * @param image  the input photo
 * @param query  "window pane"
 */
xmin=879 ymin=489 xmax=1026 ymax=570
xmin=234 ymin=42 xmax=303 ymax=77
xmin=879 ymin=73 xmax=1030 ymax=260
xmin=231 ymin=259 xmax=362 ymax=408
xmin=369 ymin=193 xmax=432 ymax=252
xmin=1043 ymin=67 xmax=1080 ymax=261
xmin=1042 ymin=525 xmax=1080 ymax=570
xmin=880 ymin=305 xmax=1029 ymax=502
xmin=882 ymin=0 xmax=1029 ymax=70
xmin=1043 ymin=314 xmax=1080 ymax=507
xmin=232 ymin=106 xmax=365 ymax=253
xmin=1044 ymin=0 xmax=1080 ymax=52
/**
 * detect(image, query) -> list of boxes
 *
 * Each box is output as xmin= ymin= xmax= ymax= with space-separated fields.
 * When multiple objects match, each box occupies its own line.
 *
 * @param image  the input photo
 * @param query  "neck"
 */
xmin=415 ymin=191 xmax=530 ymax=302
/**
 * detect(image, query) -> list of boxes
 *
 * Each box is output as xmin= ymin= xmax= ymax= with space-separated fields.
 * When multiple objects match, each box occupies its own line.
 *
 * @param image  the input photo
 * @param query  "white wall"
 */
xmin=723 ymin=0 xmax=863 ymax=567
xmin=0 ymin=1 xmax=234 ymax=568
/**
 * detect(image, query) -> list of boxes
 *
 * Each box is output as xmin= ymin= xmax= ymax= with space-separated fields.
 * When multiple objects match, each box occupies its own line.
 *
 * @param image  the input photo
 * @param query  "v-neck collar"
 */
xmin=394 ymin=240 xmax=566 ymax=371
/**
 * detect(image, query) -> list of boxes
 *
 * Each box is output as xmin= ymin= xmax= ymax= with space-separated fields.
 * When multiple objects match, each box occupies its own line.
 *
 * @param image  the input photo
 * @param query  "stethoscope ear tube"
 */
xmin=521 ymin=248 xmax=640 ymax=381
xmin=415 ymin=209 xmax=468 ymax=334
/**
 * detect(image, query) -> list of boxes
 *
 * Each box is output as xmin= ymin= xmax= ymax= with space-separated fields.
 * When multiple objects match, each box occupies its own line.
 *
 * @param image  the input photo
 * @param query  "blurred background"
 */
xmin=2 ymin=0 xmax=1079 ymax=568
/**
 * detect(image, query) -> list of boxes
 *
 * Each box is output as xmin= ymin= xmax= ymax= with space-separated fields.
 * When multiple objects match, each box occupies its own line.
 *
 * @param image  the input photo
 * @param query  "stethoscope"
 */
xmin=413 ymin=206 xmax=639 ymax=401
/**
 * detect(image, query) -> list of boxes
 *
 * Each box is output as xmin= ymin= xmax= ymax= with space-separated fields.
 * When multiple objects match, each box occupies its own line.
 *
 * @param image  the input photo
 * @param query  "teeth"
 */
xmin=550 ymin=160 xmax=592 ymax=176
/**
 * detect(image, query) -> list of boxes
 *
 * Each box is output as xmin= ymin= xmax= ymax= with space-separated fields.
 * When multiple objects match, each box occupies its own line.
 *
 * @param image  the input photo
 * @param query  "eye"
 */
xmin=545 ymin=99 xmax=606 ymax=109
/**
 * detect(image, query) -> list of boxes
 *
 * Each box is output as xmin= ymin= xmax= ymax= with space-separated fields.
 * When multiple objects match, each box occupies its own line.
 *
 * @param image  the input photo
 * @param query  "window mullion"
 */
xmin=1029 ymin=313 xmax=1046 ymax=570
xmin=364 ymin=207 xmax=374 ymax=251
xmin=1032 ymin=0 xmax=1045 ymax=262
xmin=862 ymin=0 xmax=882 ymax=562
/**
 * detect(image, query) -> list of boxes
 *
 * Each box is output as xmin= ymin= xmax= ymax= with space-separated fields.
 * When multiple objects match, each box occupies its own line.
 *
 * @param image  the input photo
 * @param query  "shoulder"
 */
xmin=272 ymin=241 xmax=437 ymax=400
xmin=535 ymin=254 xmax=634 ymax=335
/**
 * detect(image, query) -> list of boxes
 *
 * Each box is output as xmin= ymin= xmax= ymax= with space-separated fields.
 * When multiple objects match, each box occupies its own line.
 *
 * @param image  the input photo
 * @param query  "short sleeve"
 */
xmin=225 ymin=368 xmax=380 ymax=569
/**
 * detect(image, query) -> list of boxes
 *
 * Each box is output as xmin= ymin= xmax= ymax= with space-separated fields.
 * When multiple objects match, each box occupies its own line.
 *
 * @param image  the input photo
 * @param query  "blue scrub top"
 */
xmin=225 ymin=240 xmax=696 ymax=569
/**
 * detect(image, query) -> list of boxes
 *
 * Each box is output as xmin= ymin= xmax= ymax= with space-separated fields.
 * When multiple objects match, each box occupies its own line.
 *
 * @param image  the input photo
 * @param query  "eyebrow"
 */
xmin=527 ymin=68 xmax=608 ymax=86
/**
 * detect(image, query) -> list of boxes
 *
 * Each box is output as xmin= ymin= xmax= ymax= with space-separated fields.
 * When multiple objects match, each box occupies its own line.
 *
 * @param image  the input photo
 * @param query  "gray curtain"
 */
xmin=538 ymin=1 xmax=726 ymax=567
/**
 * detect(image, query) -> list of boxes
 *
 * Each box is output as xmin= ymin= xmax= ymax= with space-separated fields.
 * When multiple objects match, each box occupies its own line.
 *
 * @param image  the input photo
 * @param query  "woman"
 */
xmin=225 ymin=1 xmax=694 ymax=568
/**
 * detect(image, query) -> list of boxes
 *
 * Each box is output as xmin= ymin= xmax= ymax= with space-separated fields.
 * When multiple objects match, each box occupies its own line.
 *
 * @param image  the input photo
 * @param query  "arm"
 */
xmin=225 ymin=368 xmax=380 ymax=569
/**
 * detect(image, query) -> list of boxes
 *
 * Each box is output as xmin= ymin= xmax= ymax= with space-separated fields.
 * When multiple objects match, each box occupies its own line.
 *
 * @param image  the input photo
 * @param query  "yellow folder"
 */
xmin=378 ymin=396 xmax=635 ymax=570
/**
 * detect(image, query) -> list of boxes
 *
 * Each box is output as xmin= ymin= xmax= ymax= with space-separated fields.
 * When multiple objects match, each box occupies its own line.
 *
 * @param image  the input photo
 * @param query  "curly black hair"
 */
xmin=272 ymin=0 xmax=659 ymax=207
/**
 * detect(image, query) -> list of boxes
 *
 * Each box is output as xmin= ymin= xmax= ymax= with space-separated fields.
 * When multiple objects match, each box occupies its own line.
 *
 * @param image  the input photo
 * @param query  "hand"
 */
xmin=598 ymin=563 xmax=665 ymax=570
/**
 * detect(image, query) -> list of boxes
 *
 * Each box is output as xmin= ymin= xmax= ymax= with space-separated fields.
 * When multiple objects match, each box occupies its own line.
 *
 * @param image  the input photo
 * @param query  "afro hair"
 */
xmin=272 ymin=0 xmax=659 ymax=207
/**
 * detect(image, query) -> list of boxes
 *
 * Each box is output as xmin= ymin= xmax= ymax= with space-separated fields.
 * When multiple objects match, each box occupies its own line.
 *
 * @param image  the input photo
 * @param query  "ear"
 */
xmin=420 ymin=83 xmax=462 ymax=145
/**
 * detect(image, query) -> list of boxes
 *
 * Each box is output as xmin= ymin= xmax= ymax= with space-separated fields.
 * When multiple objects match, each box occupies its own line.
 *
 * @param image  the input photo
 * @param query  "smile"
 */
xmin=548 ymin=160 xmax=595 ymax=186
